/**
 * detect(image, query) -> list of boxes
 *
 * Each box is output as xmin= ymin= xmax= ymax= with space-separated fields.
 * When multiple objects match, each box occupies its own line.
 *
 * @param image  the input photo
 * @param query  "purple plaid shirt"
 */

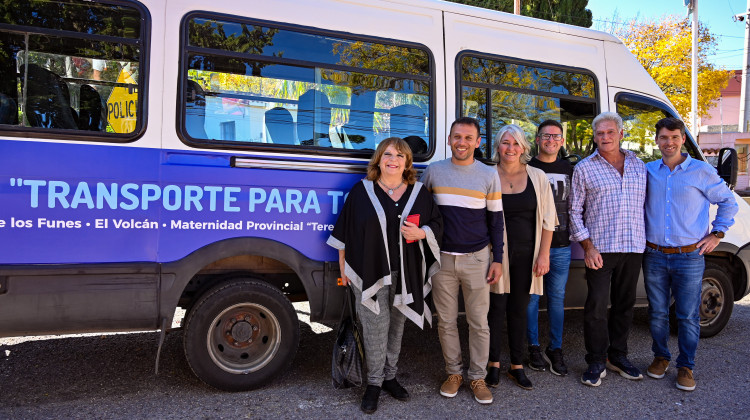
xmin=569 ymin=149 xmax=646 ymax=253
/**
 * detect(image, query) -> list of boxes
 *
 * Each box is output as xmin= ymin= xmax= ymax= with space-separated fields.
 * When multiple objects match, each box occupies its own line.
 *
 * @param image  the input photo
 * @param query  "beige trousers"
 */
xmin=432 ymin=245 xmax=491 ymax=381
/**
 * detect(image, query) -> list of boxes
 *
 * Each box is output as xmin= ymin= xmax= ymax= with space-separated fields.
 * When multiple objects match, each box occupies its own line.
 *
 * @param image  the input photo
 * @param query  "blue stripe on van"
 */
xmin=0 ymin=139 xmax=363 ymax=264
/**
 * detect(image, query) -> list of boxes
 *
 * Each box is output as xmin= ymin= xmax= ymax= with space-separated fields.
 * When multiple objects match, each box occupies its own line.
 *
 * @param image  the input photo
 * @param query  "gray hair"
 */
xmin=592 ymin=112 xmax=623 ymax=133
xmin=493 ymin=124 xmax=532 ymax=164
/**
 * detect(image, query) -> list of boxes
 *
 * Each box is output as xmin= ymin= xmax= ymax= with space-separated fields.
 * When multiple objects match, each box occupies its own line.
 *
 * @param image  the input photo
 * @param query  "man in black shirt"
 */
xmin=525 ymin=120 xmax=574 ymax=376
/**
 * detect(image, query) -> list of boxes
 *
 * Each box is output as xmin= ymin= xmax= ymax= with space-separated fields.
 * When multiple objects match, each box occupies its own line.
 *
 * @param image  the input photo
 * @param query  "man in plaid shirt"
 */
xmin=569 ymin=112 xmax=647 ymax=387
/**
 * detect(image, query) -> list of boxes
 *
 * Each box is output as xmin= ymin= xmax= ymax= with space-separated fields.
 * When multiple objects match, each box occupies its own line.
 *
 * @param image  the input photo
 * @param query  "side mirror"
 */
xmin=563 ymin=154 xmax=581 ymax=165
xmin=560 ymin=147 xmax=581 ymax=165
xmin=716 ymin=147 xmax=738 ymax=190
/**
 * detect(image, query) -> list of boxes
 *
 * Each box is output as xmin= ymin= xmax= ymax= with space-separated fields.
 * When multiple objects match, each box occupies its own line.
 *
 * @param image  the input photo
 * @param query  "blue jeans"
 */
xmin=643 ymin=247 xmax=704 ymax=370
xmin=526 ymin=246 xmax=571 ymax=350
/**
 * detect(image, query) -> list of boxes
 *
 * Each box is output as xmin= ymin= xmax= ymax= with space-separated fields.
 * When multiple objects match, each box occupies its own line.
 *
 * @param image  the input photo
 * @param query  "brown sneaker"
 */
xmin=647 ymin=357 xmax=670 ymax=379
xmin=470 ymin=379 xmax=493 ymax=404
xmin=439 ymin=374 xmax=463 ymax=398
xmin=676 ymin=367 xmax=696 ymax=391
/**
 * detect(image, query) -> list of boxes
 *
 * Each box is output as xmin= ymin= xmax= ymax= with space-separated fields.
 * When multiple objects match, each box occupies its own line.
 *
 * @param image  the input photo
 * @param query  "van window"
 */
xmin=0 ymin=0 xmax=145 ymax=139
xmin=181 ymin=15 xmax=433 ymax=156
xmin=615 ymin=93 xmax=699 ymax=162
xmin=458 ymin=53 xmax=597 ymax=159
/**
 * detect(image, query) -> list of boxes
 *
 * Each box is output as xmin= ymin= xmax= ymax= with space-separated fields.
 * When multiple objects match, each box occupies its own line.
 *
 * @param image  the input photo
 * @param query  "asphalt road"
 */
xmin=2 ymin=295 xmax=749 ymax=419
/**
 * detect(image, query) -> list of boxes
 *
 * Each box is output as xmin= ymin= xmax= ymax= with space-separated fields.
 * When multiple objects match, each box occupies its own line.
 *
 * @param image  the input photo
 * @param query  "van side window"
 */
xmin=615 ymin=93 xmax=699 ymax=162
xmin=180 ymin=16 xmax=433 ymax=157
xmin=0 ymin=1 xmax=145 ymax=139
xmin=458 ymin=54 xmax=597 ymax=159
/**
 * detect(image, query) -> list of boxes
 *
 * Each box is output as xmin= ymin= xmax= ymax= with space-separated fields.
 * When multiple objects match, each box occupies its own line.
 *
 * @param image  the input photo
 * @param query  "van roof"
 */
xmin=382 ymin=0 xmax=623 ymax=44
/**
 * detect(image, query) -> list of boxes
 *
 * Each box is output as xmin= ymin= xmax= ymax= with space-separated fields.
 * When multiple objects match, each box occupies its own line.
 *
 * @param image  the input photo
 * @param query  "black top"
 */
xmin=502 ymin=176 xmax=537 ymax=250
xmin=375 ymin=183 xmax=414 ymax=270
xmin=529 ymin=157 xmax=573 ymax=247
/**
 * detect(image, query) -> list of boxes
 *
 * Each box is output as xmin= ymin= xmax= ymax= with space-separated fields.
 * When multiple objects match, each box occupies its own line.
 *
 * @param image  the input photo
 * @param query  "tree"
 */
xmin=612 ymin=17 xmax=729 ymax=128
xmin=447 ymin=0 xmax=592 ymax=28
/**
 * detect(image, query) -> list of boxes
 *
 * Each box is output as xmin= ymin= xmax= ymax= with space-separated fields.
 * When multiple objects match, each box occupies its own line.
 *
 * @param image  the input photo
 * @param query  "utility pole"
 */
xmin=738 ymin=0 xmax=750 ymax=133
xmin=691 ymin=0 xmax=698 ymax=133
xmin=514 ymin=0 xmax=520 ymax=15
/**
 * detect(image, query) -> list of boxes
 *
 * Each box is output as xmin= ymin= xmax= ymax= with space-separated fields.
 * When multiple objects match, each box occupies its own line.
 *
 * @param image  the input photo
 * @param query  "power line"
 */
xmin=716 ymin=34 xmax=746 ymax=39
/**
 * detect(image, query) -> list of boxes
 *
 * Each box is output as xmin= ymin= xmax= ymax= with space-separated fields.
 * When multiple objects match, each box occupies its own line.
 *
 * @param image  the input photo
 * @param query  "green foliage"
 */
xmin=612 ymin=17 xmax=729 ymax=129
xmin=188 ymin=19 xmax=279 ymax=77
xmin=447 ymin=0 xmax=593 ymax=28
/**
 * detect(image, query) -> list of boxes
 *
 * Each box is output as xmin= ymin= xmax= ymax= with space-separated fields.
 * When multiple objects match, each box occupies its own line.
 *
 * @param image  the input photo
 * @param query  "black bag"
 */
xmin=331 ymin=286 xmax=364 ymax=389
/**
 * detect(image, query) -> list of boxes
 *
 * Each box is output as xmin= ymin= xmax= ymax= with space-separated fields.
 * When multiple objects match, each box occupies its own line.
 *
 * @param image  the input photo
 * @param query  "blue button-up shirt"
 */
xmin=645 ymin=154 xmax=738 ymax=247
xmin=569 ymin=149 xmax=647 ymax=253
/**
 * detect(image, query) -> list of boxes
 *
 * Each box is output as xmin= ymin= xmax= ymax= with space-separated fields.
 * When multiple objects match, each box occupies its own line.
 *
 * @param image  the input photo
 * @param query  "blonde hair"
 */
xmin=492 ymin=124 xmax=531 ymax=164
xmin=366 ymin=137 xmax=417 ymax=184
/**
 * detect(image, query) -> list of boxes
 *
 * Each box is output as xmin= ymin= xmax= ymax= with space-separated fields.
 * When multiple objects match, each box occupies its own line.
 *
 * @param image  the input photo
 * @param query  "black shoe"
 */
xmin=543 ymin=347 xmax=568 ymax=376
xmin=382 ymin=378 xmax=410 ymax=401
xmin=606 ymin=355 xmax=643 ymax=380
xmin=360 ymin=385 xmax=381 ymax=414
xmin=507 ymin=368 xmax=533 ymax=390
xmin=485 ymin=366 xmax=501 ymax=388
xmin=528 ymin=345 xmax=547 ymax=371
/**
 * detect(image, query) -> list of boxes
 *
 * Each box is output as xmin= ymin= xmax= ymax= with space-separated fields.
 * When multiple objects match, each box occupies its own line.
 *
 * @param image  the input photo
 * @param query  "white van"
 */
xmin=1 ymin=0 xmax=748 ymax=391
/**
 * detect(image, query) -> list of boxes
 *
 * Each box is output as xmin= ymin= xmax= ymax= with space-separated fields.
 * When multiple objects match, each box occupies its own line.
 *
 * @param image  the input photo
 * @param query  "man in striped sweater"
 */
xmin=420 ymin=117 xmax=504 ymax=405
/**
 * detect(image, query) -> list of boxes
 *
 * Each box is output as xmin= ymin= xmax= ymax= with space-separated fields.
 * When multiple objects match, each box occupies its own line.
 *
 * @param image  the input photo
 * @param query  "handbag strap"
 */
xmin=346 ymin=286 xmax=357 ymax=320
xmin=338 ymin=285 xmax=356 ymax=324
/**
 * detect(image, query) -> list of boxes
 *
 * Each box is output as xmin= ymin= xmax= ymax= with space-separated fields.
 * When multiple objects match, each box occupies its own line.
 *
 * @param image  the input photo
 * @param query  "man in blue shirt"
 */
xmin=643 ymin=117 xmax=738 ymax=392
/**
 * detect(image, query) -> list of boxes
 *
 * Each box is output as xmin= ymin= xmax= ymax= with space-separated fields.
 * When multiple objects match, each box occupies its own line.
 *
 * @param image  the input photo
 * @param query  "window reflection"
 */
xmin=616 ymin=98 xmax=685 ymax=163
xmin=0 ymin=1 xmax=143 ymax=135
xmin=0 ymin=2 xmax=141 ymax=38
xmin=460 ymin=54 xmax=597 ymax=159
xmin=188 ymin=19 xmax=429 ymax=76
xmin=183 ymin=17 xmax=432 ymax=155
xmin=461 ymin=56 xmax=595 ymax=98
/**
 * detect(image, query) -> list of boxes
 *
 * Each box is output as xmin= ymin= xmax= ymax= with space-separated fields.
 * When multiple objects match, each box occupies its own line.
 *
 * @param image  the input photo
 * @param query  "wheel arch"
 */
xmin=707 ymin=241 xmax=750 ymax=301
xmin=160 ymin=237 xmax=336 ymax=326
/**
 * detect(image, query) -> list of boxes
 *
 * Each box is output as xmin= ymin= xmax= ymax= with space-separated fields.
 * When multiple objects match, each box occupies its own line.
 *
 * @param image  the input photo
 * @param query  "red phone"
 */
xmin=405 ymin=214 xmax=420 ymax=243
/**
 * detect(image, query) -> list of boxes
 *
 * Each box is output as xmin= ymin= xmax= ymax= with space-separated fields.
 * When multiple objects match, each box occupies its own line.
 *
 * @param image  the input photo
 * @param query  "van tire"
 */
xmin=183 ymin=278 xmax=299 ymax=391
xmin=699 ymin=262 xmax=734 ymax=338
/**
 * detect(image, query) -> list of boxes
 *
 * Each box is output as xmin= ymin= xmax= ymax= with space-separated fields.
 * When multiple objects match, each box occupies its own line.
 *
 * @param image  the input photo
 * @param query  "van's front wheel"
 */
xmin=183 ymin=279 xmax=299 ymax=391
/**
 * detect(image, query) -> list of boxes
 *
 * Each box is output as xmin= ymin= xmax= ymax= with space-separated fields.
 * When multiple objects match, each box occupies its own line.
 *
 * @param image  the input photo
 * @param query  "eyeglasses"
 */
xmin=539 ymin=133 xmax=563 ymax=141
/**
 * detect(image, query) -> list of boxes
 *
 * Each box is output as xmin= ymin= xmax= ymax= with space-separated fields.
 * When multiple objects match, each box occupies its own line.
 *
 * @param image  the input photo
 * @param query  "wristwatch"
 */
xmin=711 ymin=231 xmax=725 ymax=239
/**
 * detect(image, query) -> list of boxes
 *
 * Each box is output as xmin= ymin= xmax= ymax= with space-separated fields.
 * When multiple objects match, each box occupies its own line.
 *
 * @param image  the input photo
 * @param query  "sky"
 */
xmin=587 ymin=0 xmax=747 ymax=70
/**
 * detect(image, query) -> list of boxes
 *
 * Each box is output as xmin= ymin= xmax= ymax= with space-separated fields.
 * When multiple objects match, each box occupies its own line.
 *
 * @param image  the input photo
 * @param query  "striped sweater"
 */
xmin=421 ymin=159 xmax=504 ymax=262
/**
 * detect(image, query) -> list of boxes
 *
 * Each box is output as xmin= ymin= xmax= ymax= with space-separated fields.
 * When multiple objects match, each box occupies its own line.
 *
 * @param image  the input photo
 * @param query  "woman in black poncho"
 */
xmin=327 ymin=137 xmax=442 ymax=414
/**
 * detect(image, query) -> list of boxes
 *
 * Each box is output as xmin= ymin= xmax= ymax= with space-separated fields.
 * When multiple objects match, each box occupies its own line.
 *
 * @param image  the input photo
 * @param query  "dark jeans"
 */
xmin=583 ymin=252 xmax=643 ymax=365
xmin=489 ymin=242 xmax=534 ymax=365
xmin=643 ymin=247 xmax=704 ymax=370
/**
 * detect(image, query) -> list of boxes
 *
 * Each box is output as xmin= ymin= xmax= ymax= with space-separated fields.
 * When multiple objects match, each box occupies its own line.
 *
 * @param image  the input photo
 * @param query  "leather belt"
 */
xmin=646 ymin=241 xmax=698 ymax=254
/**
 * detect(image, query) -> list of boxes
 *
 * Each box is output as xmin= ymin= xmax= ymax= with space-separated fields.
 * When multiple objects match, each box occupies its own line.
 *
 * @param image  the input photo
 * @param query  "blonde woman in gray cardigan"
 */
xmin=486 ymin=124 xmax=557 ymax=390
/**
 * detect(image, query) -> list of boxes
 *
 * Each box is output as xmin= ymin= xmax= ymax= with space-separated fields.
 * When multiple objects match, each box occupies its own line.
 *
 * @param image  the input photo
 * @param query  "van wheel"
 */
xmin=183 ymin=279 xmax=299 ymax=391
xmin=699 ymin=262 xmax=734 ymax=338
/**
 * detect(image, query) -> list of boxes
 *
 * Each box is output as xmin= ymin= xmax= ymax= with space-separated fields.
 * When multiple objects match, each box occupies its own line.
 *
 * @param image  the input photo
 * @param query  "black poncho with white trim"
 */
xmin=327 ymin=179 xmax=442 ymax=328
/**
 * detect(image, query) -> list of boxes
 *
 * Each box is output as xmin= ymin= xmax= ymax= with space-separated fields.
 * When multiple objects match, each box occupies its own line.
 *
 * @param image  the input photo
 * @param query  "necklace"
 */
xmin=499 ymin=164 xmax=524 ymax=192
xmin=378 ymin=179 xmax=403 ymax=196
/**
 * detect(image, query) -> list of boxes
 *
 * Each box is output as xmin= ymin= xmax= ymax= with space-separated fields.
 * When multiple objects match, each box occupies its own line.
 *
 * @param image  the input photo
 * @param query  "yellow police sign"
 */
xmin=106 ymin=67 xmax=138 ymax=133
